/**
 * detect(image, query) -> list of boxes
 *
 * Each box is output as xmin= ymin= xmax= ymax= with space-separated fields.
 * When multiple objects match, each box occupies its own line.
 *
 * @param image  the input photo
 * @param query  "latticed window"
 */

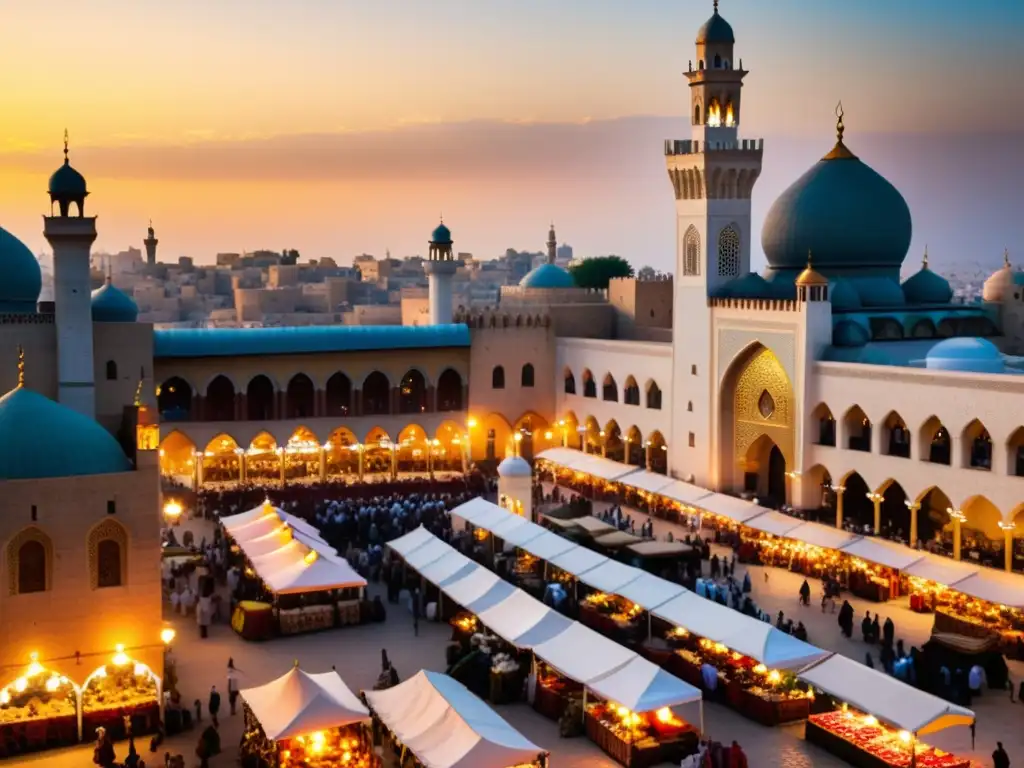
xmin=717 ymin=225 xmax=740 ymax=277
xmin=683 ymin=226 xmax=701 ymax=276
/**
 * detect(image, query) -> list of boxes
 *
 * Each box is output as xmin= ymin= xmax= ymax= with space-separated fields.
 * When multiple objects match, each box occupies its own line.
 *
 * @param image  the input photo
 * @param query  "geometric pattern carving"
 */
xmin=717 ymin=224 xmax=741 ymax=277
xmin=732 ymin=346 xmax=793 ymax=467
xmin=758 ymin=389 xmax=776 ymax=419
xmin=88 ymin=519 xmax=129 ymax=590
xmin=7 ymin=526 xmax=53 ymax=595
xmin=684 ymin=225 xmax=701 ymax=276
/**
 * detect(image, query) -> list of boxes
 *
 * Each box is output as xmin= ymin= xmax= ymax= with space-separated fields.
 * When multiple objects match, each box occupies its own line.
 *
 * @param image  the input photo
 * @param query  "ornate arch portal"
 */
xmin=719 ymin=345 xmax=794 ymax=505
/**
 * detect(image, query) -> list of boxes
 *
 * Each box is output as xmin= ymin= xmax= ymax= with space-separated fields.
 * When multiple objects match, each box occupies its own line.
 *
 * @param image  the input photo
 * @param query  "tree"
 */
xmin=568 ymin=255 xmax=634 ymax=289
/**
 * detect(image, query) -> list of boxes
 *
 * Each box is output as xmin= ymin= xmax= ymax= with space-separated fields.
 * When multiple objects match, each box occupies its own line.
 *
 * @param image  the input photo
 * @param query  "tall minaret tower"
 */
xmin=144 ymin=220 xmax=158 ymax=265
xmin=44 ymin=131 xmax=98 ymax=419
xmin=667 ymin=2 xmax=764 ymax=486
xmin=424 ymin=218 xmax=457 ymax=325
xmin=546 ymin=223 xmax=558 ymax=265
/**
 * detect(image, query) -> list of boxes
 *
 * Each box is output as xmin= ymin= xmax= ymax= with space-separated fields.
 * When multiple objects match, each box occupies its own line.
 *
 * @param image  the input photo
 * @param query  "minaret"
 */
xmin=667 ymin=2 xmax=764 ymax=487
xmin=546 ymin=223 xmax=557 ymax=265
xmin=43 ymin=130 xmax=98 ymax=419
xmin=424 ymin=218 xmax=457 ymax=325
xmin=144 ymin=220 xmax=158 ymax=265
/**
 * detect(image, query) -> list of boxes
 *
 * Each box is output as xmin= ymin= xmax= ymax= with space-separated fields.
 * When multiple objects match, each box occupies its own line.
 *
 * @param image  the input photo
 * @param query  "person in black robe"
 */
xmin=871 ymin=614 xmax=881 ymax=644
xmin=883 ymin=617 xmax=895 ymax=646
xmin=861 ymin=611 xmax=872 ymax=642
xmin=838 ymin=600 xmax=854 ymax=638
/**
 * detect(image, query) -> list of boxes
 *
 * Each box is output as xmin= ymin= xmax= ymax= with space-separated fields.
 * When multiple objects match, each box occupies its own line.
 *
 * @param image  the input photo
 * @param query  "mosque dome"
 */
xmin=982 ymin=252 xmax=1021 ymax=302
xmin=832 ymin=320 xmax=870 ymax=348
xmin=0 ymin=225 xmax=42 ymax=313
xmin=696 ymin=6 xmax=735 ymax=44
xmin=91 ymin=280 xmax=139 ymax=322
xmin=823 ymin=346 xmax=891 ymax=366
xmin=430 ymin=222 xmax=452 ymax=245
xmin=520 ymin=263 xmax=575 ymax=289
xmin=0 ymin=386 xmax=132 ymax=480
xmin=49 ymin=161 xmax=87 ymax=200
xmin=719 ymin=272 xmax=772 ymax=299
xmin=829 ymin=278 xmax=861 ymax=311
xmin=925 ymin=337 xmax=1005 ymax=374
xmin=497 ymin=456 xmax=532 ymax=478
xmin=902 ymin=254 xmax=952 ymax=305
xmin=761 ymin=114 xmax=912 ymax=273
xmin=852 ymin=277 xmax=906 ymax=308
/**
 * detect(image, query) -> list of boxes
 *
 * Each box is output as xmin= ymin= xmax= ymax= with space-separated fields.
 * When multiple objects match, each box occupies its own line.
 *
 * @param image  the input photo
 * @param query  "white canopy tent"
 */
xmin=903 ymin=553 xmax=980 ymax=587
xmin=494 ymin=519 xmax=547 ymax=548
xmin=536 ymin=446 xmax=590 ymax=469
xmin=419 ymin=551 xmax=478 ymax=588
xmin=615 ymin=572 xmax=686 ymax=611
xmin=451 ymin=497 xmax=511 ymax=531
xmin=261 ymin=551 xmax=366 ymax=595
xmin=952 ymin=569 xmax=1024 ymax=609
xmin=406 ymin=538 xmax=455 ymax=571
xmin=653 ymin=592 xmax=830 ymax=671
xmin=532 ymin=622 xmax=635 ymax=684
xmin=547 ymin=546 xmax=609 ymax=578
xmin=659 ymin=480 xmax=714 ymax=507
xmin=536 ymin=447 xmax=640 ymax=481
xmin=839 ymin=537 xmax=926 ymax=571
xmin=518 ymin=529 xmax=579 ymax=561
xmin=241 ymin=665 xmax=368 ymax=741
xmin=388 ymin=526 xmax=436 ymax=558
xmin=697 ymin=493 xmax=769 ymax=524
xmin=441 ymin=567 xmax=517 ymax=614
xmin=786 ymin=522 xmax=860 ymax=551
xmin=577 ymin=559 xmax=644 ymax=595
xmin=800 ymin=655 xmax=974 ymax=735
xmin=476 ymin=590 xmax=573 ymax=648
xmin=365 ymin=671 xmax=545 ymax=768
xmin=588 ymin=656 xmax=702 ymax=712
xmin=619 ymin=469 xmax=680 ymax=495
xmin=744 ymin=511 xmax=807 ymax=538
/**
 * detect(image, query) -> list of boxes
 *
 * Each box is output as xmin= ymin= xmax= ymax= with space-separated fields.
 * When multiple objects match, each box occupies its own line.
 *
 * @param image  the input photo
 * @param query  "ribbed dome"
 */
xmin=832 ymin=320 xmax=869 ymax=348
xmin=497 ymin=456 xmax=531 ymax=478
xmin=925 ymin=338 xmax=1005 ymax=374
xmin=430 ymin=222 xmax=452 ymax=244
xmin=696 ymin=9 xmax=735 ymax=44
xmin=0 ymin=387 xmax=131 ymax=479
xmin=902 ymin=260 xmax=952 ymax=305
xmin=0 ymin=225 xmax=42 ymax=313
xmin=830 ymin=278 xmax=861 ymax=311
xmin=762 ymin=140 xmax=912 ymax=274
xmin=520 ymin=263 xmax=575 ymax=289
xmin=91 ymin=280 xmax=139 ymax=322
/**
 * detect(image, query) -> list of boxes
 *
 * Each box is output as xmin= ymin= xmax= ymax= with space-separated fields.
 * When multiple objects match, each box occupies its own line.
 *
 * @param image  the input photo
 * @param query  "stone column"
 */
xmin=872 ymin=495 xmax=882 ymax=535
xmin=314 ymin=389 xmax=325 ymax=418
xmin=353 ymin=389 xmax=362 ymax=417
xmin=953 ymin=518 xmax=962 ymax=561
xmin=426 ymin=385 xmax=436 ymax=413
xmin=601 ymin=434 xmax=608 ymax=458
xmin=319 ymin=447 xmax=327 ymax=482
xmin=1005 ymin=527 xmax=1014 ymax=572
xmin=193 ymin=395 xmax=204 ymax=421
xmin=238 ymin=393 xmax=247 ymax=421
xmin=907 ymin=502 xmax=921 ymax=547
xmin=645 ymin=442 xmax=653 ymax=471
xmin=240 ymin=453 xmax=247 ymax=484
xmin=279 ymin=449 xmax=286 ymax=487
xmin=834 ymin=487 xmax=845 ymax=529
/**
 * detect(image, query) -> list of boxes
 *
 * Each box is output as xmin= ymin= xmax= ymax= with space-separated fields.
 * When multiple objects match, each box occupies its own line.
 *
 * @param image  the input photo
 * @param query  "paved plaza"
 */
xmin=19 ymin=493 xmax=1021 ymax=768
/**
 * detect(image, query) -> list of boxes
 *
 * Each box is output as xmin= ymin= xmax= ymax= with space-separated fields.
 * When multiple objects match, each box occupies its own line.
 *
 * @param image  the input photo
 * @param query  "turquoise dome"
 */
xmin=0 ymin=386 xmax=131 ymax=479
xmin=91 ymin=280 xmax=139 ymax=322
xmin=430 ymin=222 xmax=452 ymax=244
xmin=520 ymin=262 xmax=575 ymax=289
xmin=49 ymin=160 xmax=87 ymax=200
xmin=832 ymin=320 xmax=870 ymax=348
xmin=823 ymin=346 xmax=891 ymax=366
xmin=902 ymin=263 xmax=952 ymax=305
xmin=719 ymin=272 xmax=772 ymax=299
xmin=762 ymin=142 xmax=912 ymax=274
xmin=0 ymin=225 xmax=42 ymax=313
xmin=830 ymin=278 xmax=861 ymax=311
xmin=696 ymin=9 xmax=735 ymax=44
xmin=925 ymin=338 xmax=1005 ymax=374
xmin=851 ymin=277 xmax=906 ymax=308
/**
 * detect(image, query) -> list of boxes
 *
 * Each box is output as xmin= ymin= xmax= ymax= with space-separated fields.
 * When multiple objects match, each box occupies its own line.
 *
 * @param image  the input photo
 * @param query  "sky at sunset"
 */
xmin=1 ymin=0 xmax=1023 ymax=271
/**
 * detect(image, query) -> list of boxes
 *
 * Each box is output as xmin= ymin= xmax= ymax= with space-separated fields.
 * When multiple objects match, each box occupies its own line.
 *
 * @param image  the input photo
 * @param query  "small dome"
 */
xmin=430 ymin=222 xmax=452 ymax=244
xmin=830 ymin=278 xmax=861 ymax=311
xmin=91 ymin=280 xmax=139 ymax=322
xmin=520 ymin=262 xmax=575 ymax=289
xmin=49 ymin=161 xmax=87 ymax=200
xmin=852 ymin=277 xmax=905 ymax=308
xmin=718 ymin=272 xmax=773 ymax=299
xmin=982 ymin=254 xmax=1020 ymax=302
xmin=696 ymin=8 xmax=735 ymax=44
xmin=0 ymin=386 xmax=131 ymax=479
xmin=0 ymin=225 xmax=42 ymax=313
xmin=925 ymin=337 xmax=1005 ymax=374
xmin=832 ymin=320 xmax=869 ymax=348
xmin=902 ymin=259 xmax=952 ymax=305
xmin=795 ymin=262 xmax=828 ymax=287
xmin=497 ymin=456 xmax=532 ymax=478
xmin=822 ymin=346 xmax=892 ymax=366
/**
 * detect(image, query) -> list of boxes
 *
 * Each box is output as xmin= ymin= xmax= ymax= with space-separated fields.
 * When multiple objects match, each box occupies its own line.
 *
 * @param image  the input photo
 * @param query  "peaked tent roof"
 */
xmin=240 ymin=666 xmax=368 ymax=741
xmin=365 ymin=671 xmax=545 ymax=768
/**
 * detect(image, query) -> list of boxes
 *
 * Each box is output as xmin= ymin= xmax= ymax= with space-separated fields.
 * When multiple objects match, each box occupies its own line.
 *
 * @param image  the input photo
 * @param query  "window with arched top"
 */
xmin=492 ymin=366 xmax=505 ymax=390
xmin=7 ymin=528 xmax=52 ymax=595
xmin=521 ymin=364 xmax=535 ymax=388
xmin=683 ymin=226 xmax=701 ymax=276
xmin=564 ymin=371 xmax=576 ymax=395
xmin=713 ymin=53 xmax=722 ymax=68
xmin=105 ymin=360 xmax=118 ymax=381
xmin=88 ymin=519 xmax=128 ymax=589
xmin=693 ymin=103 xmax=702 ymax=126
xmin=717 ymin=225 xmax=740 ymax=277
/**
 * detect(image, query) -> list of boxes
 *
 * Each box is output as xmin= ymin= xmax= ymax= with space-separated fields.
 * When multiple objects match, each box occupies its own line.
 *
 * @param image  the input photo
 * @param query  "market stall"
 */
xmin=800 ymin=654 xmax=974 ymax=768
xmin=239 ymin=664 xmax=373 ymax=768
xmin=364 ymin=670 xmax=548 ymax=768
xmin=0 ymin=653 xmax=78 ymax=754
xmin=81 ymin=646 xmax=162 ymax=740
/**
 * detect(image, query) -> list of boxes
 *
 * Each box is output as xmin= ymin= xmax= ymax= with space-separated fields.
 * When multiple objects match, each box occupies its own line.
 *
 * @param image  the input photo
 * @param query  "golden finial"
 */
xmin=16 ymin=345 xmax=25 ymax=388
xmin=923 ymin=245 xmax=929 ymax=269
xmin=713 ymin=0 xmax=719 ymax=12
xmin=823 ymin=102 xmax=857 ymax=161
xmin=63 ymin=128 xmax=69 ymax=163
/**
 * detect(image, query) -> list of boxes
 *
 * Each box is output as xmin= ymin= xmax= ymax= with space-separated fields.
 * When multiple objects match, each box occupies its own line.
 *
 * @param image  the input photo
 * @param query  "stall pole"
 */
xmin=699 ymin=701 xmax=705 ymax=736
xmin=647 ymin=611 xmax=652 ymax=642
xmin=911 ymin=734 xmax=917 ymax=768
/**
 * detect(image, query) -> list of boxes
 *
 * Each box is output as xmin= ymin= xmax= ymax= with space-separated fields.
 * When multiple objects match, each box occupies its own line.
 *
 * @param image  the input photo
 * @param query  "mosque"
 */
xmin=1 ymin=1 xmax=1023 ymax=686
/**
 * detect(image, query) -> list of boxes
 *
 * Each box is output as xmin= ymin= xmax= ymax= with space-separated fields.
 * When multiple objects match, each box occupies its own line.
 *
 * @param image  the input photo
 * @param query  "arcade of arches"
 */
xmin=555 ymin=412 xmax=668 ymax=474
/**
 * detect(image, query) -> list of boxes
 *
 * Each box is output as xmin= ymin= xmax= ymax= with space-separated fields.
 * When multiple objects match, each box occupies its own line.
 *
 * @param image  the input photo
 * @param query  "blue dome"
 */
xmin=719 ymin=272 xmax=773 ymax=299
xmin=823 ymin=346 xmax=892 ymax=366
xmin=696 ymin=9 xmax=735 ymax=44
xmin=0 ymin=387 xmax=131 ymax=479
xmin=851 ymin=277 xmax=906 ymax=308
xmin=830 ymin=278 xmax=861 ymax=311
xmin=91 ymin=280 xmax=139 ymax=322
xmin=762 ymin=143 xmax=912 ymax=273
xmin=902 ymin=264 xmax=952 ymax=305
xmin=520 ymin=262 xmax=575 ymax=289
xmin=0 ymin=225 xmax=42 ymax=313
xmin=430 ymin=222 xmax=452 ymax=244
xmin=925 ymin=338 xmax=1005 ymax=374
xmin=48 ymin=160 xmax=87 ymax=200
xmin=832 ymin=320 xmax=870 ymax=348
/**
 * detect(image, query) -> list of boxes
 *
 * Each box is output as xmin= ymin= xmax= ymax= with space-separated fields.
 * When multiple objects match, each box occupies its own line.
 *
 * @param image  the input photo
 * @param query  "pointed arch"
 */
xmin=362 ymin=371 xmax=391 ymax=416
xmin=603 ymin=420 xmax=624 ymax=461
xmin=399 ymin=369 xmax=428 ymax=414
xmin=810 ymin=403 xmax=836 ymax=446
xmin=286 ymin=373 xmax=315 ymax=419
xmin=563 ymin=367 xmax=576 ymax=395
xmin=521 ymin=363 xmax=535 ymax=388
xmin=716 ymin=223 xmax=740 ymax=277
xmin=159 ymin=430 xmax=196 ymax=477
xmin=583 ymin=416 xmax=602 ymax=454
xmin=88 ymin=519 xmax=129 ymax=589
xmin=918 ymin=415 xmax=950 ymax=465
xmin=839 ymin=471 xmax=872 ymax=529
xmin=157 ymin=376 xmax=193 ymax=421
xmin=645 ymin=379 xmax=662 ymax=410
xmin=646 ymin=429 xmax=668 ymax=474
xmin=961 ymin=418 xmax=992 ymax=470
xmin=205 ymin=374 xmax=236 ymax=421
xmin=1008 ymin=426 xmax=1024 ymax=477
xmin=625 ymin=425 xmax=644 ymax=466
xmin=325 ymin=372 xmax=352 ymax=417
xmin=874 ymin=479 xmax=910 ymax=541
xmin=491 ymin=365 xmax=505 ymax=390
xmin=881 ymin=410 xmax=910 ymax=458
xmin=582 ymin=369 xmax=596 ymax=398
xmin=7 ymin=527 xmax=53 ymax=595
xmin=437 ymin=368 xmax=464 ymax=411
xmin=325 ymin=426 xmax=359 ymax=475
xmin=246 ymin=374 xmax=276 ymax=420
xmin=204 ymin=433 xmax=239 ymax=456
xmin=842 ymin=405 xmax=872 ymax=452
xmin=602 ymin=373 xmax=618 ymax=402
xmin=683 ymin=225 xmax=701 ymax=276
xmin=623 ymin=376 xmax=640 ymax=406
xmin=960 ymin=495 xmax=1004 ymax=542
xmin=285 ymin=425 xmax=320 ymax=450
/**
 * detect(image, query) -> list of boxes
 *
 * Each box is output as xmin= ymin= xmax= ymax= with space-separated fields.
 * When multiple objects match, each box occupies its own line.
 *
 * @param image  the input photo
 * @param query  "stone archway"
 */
xmin=719 ymin=343 xmax=795 ymax=500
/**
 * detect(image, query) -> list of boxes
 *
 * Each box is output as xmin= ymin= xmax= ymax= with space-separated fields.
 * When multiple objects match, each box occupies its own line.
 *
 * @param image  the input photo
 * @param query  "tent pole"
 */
xmin=647 ymin=612 xmax=652 ymax=642
xmin=700 ymin=701 xmax=705 ymax=737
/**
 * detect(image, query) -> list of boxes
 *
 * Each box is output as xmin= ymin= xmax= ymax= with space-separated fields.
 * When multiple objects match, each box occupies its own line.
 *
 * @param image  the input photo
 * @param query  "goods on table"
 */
xmin=279 ymin=605 xmax=335 ymax=635
xmin=278 ymin=730 xmax=376 ymax=768
xmin=232 ymin=600 xmax=274 ymax=640
xmin=81 ymin=659 xmax=158 ymax=713
xmin=586 ymin=700 xmax=690 ymax=745
xmin=582 ymin=592 xmax=643 ymax=627
xmin=0 ymin=664 xmax=76 ymax=725
xmin=808 ymin=711 xmax=969 ymax=768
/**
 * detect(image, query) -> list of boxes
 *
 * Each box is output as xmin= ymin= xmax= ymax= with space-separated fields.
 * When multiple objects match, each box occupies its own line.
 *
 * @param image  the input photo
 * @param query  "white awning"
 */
xmin=537 ymin=446 xmax=590 ymax=469
xmin=496 ymin=520 xmax=547 ymax=548
xmin=786 ymin=522 xmax=860 ymax=551
xmin=405 ymin=539 xmax=454 ymax=570
xmin=951 ymin=569 xmax=1024 ymax=609
xmin=902 ymin=552 xmax=979 ymax=585
xmin=450 ymin=498 xmax=510 ymax=530
xmin=241 ymin=666 xmax=368 ymax=741
xmin=364 ymin=671 xmax=545 ymax=768
xmin=573 ymin=516 xmax=618 ymax=534
xmin=744 ymin=511 xmax=806 ymax=538
xmin=532 ymin=622 xmax=635 ymax=683
xmin=653 ymin=592 xmax=830 ymax=670
xmin=489 ymin=514 xmax=532 ymax=539
xmin=697 ymin=493 xmax=768 ymax=523
xmin=619 ymin=470 xmax=679 ymax=495
xmin=659 ymin=480 xmax=715 ymax=507
xmin=547 ymin=547 xmax=609 ymax=578
xmin=419 ymin=552 xmax=478 ymax=588
xmin=536 ymin=448 xmax=639 ymax=481
xmin=388 ymin=526 xmax=436 ymax=557
xmin=518 ymin=530 xmax=579 ymax=561
xmin=476 ymin=590 xmax=573 ymax=648
xmin=615 ymin=572 xmax=686 ymax=611
xmin=441 ymin=567 xmax=517 ymax=614
xmin=839 ymin=537 xmax=926 ymax=571
xmin=261 ymin=551 xmax=366 ymax=595
xmin=800 ymin=654 xmax=974 ymax=735
xmin=588 ymin=656 xmax=701 ymax=712
xmin=577 ymin=559 xmax=644 ymax=595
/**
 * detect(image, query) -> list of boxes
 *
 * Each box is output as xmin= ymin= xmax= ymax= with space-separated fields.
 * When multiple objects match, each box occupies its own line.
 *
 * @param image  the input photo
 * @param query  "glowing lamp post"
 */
xmin=163 ymin=500 xmax=183 ymax=525
xmin=513 ymin=431 xmax=523 ymax=458
xmin=999 ymin=521 xmax=1016 ymax=572
xmin=947 ymin=508 xmax=966 ymax=560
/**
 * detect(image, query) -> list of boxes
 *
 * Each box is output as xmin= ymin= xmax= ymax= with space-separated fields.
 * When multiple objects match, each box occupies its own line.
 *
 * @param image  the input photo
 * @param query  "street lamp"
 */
xmin=513 ymin=432 xmax=523 ymax=457
xmin=162 ymin=500 xmax=183 ymax=524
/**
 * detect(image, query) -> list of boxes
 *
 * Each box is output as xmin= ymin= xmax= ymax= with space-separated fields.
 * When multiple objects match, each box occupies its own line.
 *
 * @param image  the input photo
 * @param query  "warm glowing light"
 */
xmin=467 ymin=417 xmax=478 ymax=429
xmin=26 ymin=653 xmax=44 ymax=678
xmin=14 ymin=678 xmax=27 ymax=693
xmin=161 ymin=628 xmax=176 ymax=645
xmin=0 ymin=690 xmax=9 ymax=705
xmin=899 ymin=730 xmax=912 ymax=744
xmin=544 ymin=431 xmax=553 ymax=440
xmin=767 ymin=670 xmax=782 ymax=685
xmin=863 ymin=714 xmax=878 ymax=726
xmin=753 ymin=663 xmax=768 ymax=675
xmin=45 ymin=675 xmax=60 ymax=692
xmin=304 ymin=550 xmax=319 ymax=565
xmin=163 ymin=500 xmax=183 ymax=520
xmin=707 ymin=101 xmax=722 ymax=127
xmin=309 ymin=731 xmax=326 ymax=754
xmin=725 ymin=102 xmax=735 ymax=127
xmin=514 ymin=432 xmax=523 ymax=442
xmin=112 ymin=644 xmax=130 ymax=666
xmin=655 ymin=707 xmax=672 ymax=723
xmin=134 ymin=663 xmax=148 ymax=677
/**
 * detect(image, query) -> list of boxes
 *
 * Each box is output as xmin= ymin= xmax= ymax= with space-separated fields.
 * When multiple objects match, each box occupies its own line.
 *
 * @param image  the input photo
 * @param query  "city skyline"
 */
xmin=2 ymin=0 xmax=1023 ymax=269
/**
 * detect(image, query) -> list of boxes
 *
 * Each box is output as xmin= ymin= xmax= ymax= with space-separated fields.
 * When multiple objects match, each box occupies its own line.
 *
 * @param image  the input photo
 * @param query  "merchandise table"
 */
xmin=584 ymin=710 xmax=697 ymax=768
